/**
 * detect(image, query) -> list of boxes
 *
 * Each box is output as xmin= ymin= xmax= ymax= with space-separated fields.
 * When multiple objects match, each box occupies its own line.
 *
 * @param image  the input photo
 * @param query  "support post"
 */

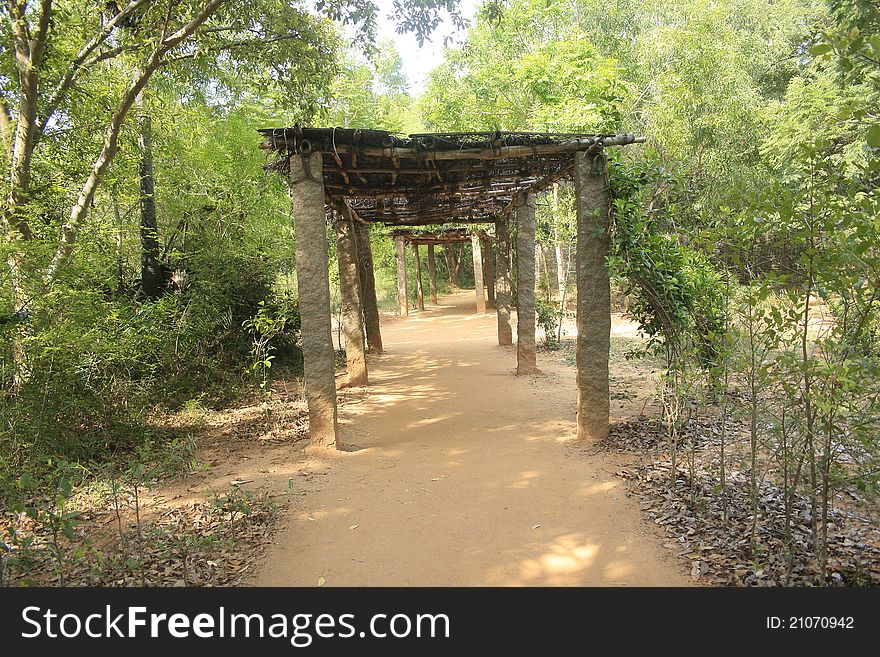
xmin=427 ymin=244 xmax=438 ymax=304
xmin=446 ymin=245 xmax=460 ymax=287
xmin=574 ymin=151 xmax=611 ymax=441
xmin=471 ymin=233 xmax=487 ymax=313
xmin=353 ymin=220 xmax=383 ymax=354
xmin=483 ymin=236 xmax=496 ymax=308
xmin=395 ymin=236 xmax=408 ymax=316
xmin=333 ymin=210 xmax=368 ymax=387
xmin=495 ymin=216 xmax=513 ymax=346
xmin=289 ymin=152 xmax=338 ymax=447
xmin=412 ymin=243 xmax=425 ymax=311
xmin=515 ymin=193 xmax=539 ymax=374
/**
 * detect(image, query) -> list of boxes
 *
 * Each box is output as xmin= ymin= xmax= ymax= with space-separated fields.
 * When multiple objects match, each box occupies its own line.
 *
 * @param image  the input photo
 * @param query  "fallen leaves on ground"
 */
xmin=615 ymin=461 xmax=880 ymax=586
xmin=1 ymin=493 xmax=284 ymax=587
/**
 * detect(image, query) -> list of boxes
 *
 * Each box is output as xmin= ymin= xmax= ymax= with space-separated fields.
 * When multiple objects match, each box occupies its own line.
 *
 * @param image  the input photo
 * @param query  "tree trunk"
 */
xmin=112 ymin=186 xmax=125 ymax=293
xmin=333 ymin=210 xmax=368 ymax=387
xmin=573 ymin=151 xmax=611 ymax=441
xmin=471 ymin=233 xmax=486 ymax=313
xmin=515 ymin=194 xmax=539 ymax=374
xmin=427 ymin=244 xmax=438 ymax=304
xmin=412 ymin=243 xmax=425 ymax=311
xmin=555 ymin=236 xmax=566 ymax=304
xmin=395 ymin=236 xmax=408 ymax=316
xmin=137 ymin=107 xmax=164 ymax=299
xmin=495 ymin=216 xmax=513 ymax=346
xmin=483 ymin=237 xmax=496 ymax=308
xmin=289 ymin=152 xmax=338 ymax=448
xmin=445 ymin=244 xmax=460 ymax=287
xmin=353 ymin=220 xmax=383 ymax=354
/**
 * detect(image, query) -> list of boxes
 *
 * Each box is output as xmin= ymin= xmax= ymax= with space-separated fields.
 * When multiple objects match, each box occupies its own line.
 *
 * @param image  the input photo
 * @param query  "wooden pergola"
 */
xmin=260 ymin=128 xmax=645 ymax=448
xmin=390 ymin=228 xmax=495 ymax=312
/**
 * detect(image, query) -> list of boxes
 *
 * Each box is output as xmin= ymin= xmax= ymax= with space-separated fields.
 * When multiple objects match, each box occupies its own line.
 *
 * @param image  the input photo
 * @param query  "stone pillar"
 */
xmin=483 ymin=237 xmax=496 ymax=308
xmin=515 ymin=193 xmax=539 ymax=375
xmin=471 ymin=233 xmax=487 ymax=313
xmin=574 ymin=151 xmax=611 ymax=442
xmin=353 ymin=220 xmax=383 ymax=354
xmin=289 ymin=152 xmax=338 ymax=447
xmin=412 ymin=243 xmax=425 ymax=311
xmin=333 ymin=210 xmax=368 ymax=388
xmin=427 ymin=244 xmax=438 ymax=304
xmin=395 ymin=236 xmax=408 ymax=316
xmin=495 ymin=216 xmax=513 ymax=346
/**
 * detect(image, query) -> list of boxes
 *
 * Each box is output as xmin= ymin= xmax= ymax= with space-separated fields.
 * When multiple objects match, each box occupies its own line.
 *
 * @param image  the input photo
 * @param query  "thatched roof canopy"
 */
xmin=260 ymin=128 xmax=644 ymax=226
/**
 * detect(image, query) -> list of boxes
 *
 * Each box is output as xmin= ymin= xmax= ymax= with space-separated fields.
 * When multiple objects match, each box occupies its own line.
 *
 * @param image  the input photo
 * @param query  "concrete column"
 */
xmin=515 ymin=193 xmax=539 ymax=375
xmin=483 ymin=237 xmax=496 ymax=308
xmin=289 ymin=152 xmax=338 ymax=447
xmin=427 ymin=244 xmax=438 ymax=304
xmin=574 ymin=151 xmax=611 ymax=441
xmin=471 ymin=233 xmax=487 ymax=313
xmin=395 ymin=236 xmax=408 ymax=316
xmin=412 ymin=243 xmax=425 ymax=311
xmin=353 ymin=220 xmax=383 ymax=354
xmin=495 ymin=216 xmax=513 ymax=346
xmin=333 ymin=210 xmax=368 ymax=388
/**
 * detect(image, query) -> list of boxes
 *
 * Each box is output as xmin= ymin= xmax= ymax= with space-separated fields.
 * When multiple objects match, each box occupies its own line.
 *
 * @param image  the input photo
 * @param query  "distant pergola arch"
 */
xmin=260 ymin=128 xmax=645 ymax=448
xmin=391 ymin=228 xmax=494 ymax=313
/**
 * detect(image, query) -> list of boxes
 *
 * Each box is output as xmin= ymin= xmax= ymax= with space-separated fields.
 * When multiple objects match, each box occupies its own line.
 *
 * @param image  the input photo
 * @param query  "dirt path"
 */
xmin=255 ymin=291 xmax=687 ymax=586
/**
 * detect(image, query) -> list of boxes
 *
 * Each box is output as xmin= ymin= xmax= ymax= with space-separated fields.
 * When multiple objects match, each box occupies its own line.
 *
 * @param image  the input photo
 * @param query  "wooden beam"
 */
xmin=263 ymin=134 xmax=645 ymax=161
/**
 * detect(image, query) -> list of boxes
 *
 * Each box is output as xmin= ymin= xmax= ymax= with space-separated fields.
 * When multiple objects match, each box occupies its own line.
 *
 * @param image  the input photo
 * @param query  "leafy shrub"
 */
xmin=608 ymin=159 xmax=728 ymax=367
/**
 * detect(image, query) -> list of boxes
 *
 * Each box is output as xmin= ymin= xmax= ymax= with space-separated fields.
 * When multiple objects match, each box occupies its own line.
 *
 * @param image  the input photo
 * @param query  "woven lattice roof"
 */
xmin=260 ymin=128 xmax=644 ymax=226
xmin=390 ymin=228 xmax=480 ymax=243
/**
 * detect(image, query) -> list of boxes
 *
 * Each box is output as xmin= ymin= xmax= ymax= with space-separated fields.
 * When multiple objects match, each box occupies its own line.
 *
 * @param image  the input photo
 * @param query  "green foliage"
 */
xmin=608 ymin=157 xmax=728 ymax=366
xmin=535 ymin=297 xmax=561 ymax=349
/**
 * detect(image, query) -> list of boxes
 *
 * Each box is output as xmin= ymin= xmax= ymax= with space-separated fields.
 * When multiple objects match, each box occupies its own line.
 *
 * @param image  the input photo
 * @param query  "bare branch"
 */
xmin=161 ymin=0 xmax=227 ymax=50
xmin=80 ymin=43 xmax=144 ymax=68
xmin=167 ymin=30 xmax=306 ymax=62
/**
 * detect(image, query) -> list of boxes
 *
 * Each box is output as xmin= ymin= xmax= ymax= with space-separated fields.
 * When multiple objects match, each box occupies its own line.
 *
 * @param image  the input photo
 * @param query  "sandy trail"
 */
xmin=255 ymin=291 xmax=686 ymax=586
